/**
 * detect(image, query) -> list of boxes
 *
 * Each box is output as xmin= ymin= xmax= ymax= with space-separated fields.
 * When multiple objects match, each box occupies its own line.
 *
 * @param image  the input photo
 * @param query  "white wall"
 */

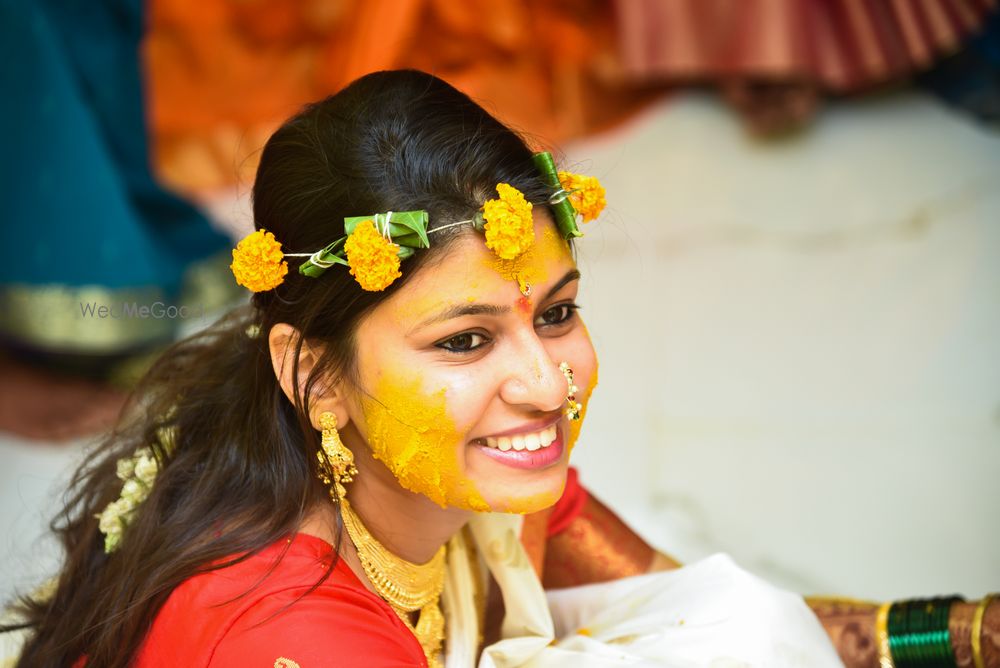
xmin=568 ymin=91 xmax=1000 ymax=599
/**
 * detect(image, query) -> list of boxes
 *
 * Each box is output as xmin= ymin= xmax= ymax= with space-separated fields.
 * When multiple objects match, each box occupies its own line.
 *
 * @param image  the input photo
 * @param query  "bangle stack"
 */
xmin=877 ymin=596 xmax=962 ymax=667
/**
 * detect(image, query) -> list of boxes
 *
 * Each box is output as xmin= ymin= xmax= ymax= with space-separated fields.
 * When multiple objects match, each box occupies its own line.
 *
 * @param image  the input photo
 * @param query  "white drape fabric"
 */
xmin=443 ymin=513 xmax=844 ymax=668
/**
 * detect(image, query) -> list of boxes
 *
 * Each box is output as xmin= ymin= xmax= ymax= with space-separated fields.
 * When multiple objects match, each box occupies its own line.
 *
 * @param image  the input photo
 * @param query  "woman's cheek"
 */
xmin=360 ymin=372 xmax=491 ymax=511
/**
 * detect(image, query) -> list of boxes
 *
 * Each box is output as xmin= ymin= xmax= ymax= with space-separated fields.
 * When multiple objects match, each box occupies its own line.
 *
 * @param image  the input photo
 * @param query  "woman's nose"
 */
xmin=498 ymin=335 xmax=567 ymax=413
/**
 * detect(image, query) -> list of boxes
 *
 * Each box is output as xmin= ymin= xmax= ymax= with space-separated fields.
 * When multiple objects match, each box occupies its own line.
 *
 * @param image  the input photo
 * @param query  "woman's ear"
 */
xmin=268 ymin=323 xmax=352 ymax=431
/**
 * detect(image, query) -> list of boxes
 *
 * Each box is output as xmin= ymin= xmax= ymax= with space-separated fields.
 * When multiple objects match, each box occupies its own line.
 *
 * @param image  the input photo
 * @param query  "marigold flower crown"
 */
xmin=229 ymin=152 xmax=607 ymax=293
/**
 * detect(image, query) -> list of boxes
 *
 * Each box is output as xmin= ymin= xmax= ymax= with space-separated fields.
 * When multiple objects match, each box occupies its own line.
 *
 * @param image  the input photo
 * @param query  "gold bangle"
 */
xmin=972 ymin=594 xmax=996 ymax=668
xmin=876 ymin=601 xmax=895 ymax=668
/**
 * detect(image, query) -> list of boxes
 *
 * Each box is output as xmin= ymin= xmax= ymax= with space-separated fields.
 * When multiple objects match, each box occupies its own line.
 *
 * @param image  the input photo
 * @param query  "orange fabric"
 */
xmin=144 ymin=0 xmax=661 ymax=193
xmin=520 ymin=467 xmax=657 ymax=589
xmin=137 ymin=533 xmax=425 ymax=667
xmin=520 ymin=510 xmax=550 ymax=580
xmin=538 ymin=469 xmax=656 ymax=589
xmin=615 ymin=0 xmax=998 ymax=91
xmin=521 ymin=466 xmax=587 ymax=578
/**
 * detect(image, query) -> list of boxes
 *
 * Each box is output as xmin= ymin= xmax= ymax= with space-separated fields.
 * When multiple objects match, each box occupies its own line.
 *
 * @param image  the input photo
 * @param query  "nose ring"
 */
xmin=558 ymin=361 xmax=583 ymax=421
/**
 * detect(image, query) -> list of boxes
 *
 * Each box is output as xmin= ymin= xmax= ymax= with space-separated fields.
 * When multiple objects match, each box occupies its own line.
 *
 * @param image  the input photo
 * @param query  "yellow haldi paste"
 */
xmin=361 ymin=375 xmax=490 ymax=511
xmin=487 ymin=226 xmax=568 ymax=293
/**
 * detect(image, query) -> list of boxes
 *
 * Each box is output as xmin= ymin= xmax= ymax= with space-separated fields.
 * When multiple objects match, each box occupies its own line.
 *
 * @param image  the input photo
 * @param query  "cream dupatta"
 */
xmin=442 ymin=513 xmax=845 ymax=668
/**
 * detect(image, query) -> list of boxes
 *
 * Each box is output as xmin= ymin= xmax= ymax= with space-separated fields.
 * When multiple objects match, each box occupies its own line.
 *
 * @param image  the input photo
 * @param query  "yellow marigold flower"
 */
xmin=230 ymin=229 xmax=288 ymax=292
xmin=482 ymin=183 xmax=534 ymax=260
xmin=345 ymin=219 xmax=403 ymax=291
xmin=558 ymin=172 xmax=606 ymax=223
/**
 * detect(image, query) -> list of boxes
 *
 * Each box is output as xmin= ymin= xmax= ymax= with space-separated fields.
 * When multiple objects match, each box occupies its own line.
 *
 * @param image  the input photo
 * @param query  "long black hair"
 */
xmin=6 ymin=69 xmax=556 ymax=667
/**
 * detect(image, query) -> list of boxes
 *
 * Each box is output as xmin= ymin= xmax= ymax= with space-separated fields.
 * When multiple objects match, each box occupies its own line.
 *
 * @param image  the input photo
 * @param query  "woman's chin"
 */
xmin=474 ymin=463 xmax=571 ymax=515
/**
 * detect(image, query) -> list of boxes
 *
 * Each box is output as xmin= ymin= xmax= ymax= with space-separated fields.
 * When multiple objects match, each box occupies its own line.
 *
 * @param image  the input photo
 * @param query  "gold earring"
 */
xmin=558 ymin=362 xmax=582 ymax=421
xmin=317 ymin=411 xmax=358 ymax=500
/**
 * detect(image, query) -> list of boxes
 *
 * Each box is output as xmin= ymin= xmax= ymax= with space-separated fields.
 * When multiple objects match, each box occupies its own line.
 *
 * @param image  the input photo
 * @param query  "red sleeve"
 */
xmin=545 ymin=467 xmax=589 ymax=537
xmin=210 ymin=584 xmax=426 ymax=668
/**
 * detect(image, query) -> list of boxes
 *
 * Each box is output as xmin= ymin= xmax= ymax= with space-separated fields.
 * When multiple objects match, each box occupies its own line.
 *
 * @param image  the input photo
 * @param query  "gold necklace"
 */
xmin=340 ymin=498 xmax=446 ymax=668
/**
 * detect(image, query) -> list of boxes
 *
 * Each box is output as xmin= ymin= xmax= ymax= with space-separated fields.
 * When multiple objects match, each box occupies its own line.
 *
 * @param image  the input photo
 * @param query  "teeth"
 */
xmin=479 ymin=424 xmax=558 ymax=451
xmin=524 ymin=433 xmax=540 ymax=451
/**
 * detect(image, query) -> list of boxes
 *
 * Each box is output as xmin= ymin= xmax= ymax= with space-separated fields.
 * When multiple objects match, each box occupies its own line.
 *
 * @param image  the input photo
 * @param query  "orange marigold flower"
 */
xmin=558 ymin=172 xmax=606 ymax=223
xmin=230 ymin=229 xmax=288 ymax=292
xmin=482 ymin=183 xmax=534 ymax=260
xmin=345 ymin=219 xmax=403 ymax=291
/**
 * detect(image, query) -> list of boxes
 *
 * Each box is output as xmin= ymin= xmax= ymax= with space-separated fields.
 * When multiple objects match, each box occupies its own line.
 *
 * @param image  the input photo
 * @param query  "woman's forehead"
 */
xmin=385 ymin=218 xmax=576 ymax=323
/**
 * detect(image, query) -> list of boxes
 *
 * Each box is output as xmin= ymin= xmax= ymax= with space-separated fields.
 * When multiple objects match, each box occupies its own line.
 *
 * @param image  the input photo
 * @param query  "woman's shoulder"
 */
xmin=138 ymin=533 xmax=426 ymax=667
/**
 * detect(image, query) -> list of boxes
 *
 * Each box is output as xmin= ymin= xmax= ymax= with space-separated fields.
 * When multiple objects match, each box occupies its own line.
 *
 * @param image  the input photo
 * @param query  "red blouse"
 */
xmin=134 ymin=469 xmax=609 ymax=667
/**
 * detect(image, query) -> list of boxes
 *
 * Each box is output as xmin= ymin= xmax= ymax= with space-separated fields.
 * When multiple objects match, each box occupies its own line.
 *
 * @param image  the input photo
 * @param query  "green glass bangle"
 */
xmin=888 ymin=601 xmax=907 ymax=665
xmin=889 ymin=601 xmax=908 ymax=636
xmin=887 ymin=597 xmax=961 ymax=668
xmin=931 ymin=601 xmax=949 ymax=665
xmin=911 ymin=603 xmax=929 ymax=664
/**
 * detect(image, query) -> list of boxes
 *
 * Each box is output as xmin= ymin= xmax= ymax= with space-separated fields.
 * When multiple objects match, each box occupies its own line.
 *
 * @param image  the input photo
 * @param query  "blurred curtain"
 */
xmin=615 ymin=0 xmax=998 ymax=90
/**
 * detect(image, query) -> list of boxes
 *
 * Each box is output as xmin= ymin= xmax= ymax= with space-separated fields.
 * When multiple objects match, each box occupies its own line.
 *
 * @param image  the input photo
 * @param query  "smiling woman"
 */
xmin=4 ymin=70 xmax=993 ymax=668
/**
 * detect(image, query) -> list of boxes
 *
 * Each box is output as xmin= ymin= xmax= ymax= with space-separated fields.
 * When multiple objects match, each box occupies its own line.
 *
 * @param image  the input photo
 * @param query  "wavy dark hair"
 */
xmin=4 ymin=69 xmax=556 ymax=667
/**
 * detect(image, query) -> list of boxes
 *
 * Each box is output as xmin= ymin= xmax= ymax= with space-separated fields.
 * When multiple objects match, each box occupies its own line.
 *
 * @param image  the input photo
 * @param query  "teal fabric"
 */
xmin=0 ymin=0 xmax=231 ymax=295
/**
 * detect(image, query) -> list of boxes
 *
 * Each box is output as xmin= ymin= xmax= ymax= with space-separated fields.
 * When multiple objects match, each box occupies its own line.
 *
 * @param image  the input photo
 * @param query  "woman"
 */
xmin=2 ymin=70 xmax=995 ymax=667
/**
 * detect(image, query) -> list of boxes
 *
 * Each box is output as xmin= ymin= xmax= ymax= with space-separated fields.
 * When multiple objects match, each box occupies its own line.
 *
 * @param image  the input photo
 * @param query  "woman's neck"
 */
xmin=301 ymin=447 xmax=472 ymax=567
xmin=343 ymin=461 xmax=473 ymax=564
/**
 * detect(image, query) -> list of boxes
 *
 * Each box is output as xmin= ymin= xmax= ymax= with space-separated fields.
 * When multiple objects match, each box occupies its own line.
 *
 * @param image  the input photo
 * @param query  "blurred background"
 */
xmin=2 ymin=0 xmax=998 ymax=607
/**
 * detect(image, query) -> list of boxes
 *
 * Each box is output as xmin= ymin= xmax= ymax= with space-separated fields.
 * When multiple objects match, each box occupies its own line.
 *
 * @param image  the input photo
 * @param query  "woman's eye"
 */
xmin=536 ymin=303 xmax=579 ymax=327
xmin=436 ymin=332 xmax=489 ymax=353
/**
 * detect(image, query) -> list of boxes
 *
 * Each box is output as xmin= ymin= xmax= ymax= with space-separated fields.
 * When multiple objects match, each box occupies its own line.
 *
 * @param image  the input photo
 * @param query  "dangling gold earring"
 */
xmin=559 ymin=362 xmax=583 ymax=421
xmin=316 ymin=411 xmax=358 ymax=500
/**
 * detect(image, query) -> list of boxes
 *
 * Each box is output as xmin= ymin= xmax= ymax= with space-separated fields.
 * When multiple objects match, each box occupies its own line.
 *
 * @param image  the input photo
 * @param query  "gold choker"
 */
xmin=340 ymin=498 xmax=446 ymax=667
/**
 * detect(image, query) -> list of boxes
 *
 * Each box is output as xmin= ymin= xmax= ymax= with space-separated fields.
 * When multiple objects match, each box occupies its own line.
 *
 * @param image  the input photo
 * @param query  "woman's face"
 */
xmin=340 ymin=213 xmax=598 ymax=514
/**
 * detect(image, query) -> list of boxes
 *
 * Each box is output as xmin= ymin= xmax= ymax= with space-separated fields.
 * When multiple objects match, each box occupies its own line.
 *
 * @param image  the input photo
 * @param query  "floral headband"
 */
xmin=229 ymin=151 xmax=606 ymax=293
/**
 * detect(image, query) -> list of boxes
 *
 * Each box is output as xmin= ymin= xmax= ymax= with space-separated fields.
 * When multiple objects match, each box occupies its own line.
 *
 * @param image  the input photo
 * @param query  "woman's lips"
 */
xmin=471 ymin=424 xmax=564 ymax=470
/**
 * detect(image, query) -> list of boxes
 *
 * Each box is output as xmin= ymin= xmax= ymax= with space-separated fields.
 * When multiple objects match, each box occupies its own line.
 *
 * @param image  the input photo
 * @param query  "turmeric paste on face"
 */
xmin=487 ymin=226 xmax=566 ymax=296
xmin=361 ymin=374 xmax=490 ymax=511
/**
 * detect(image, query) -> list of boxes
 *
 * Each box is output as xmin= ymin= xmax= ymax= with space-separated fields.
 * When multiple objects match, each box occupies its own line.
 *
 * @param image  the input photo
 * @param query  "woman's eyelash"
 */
xmin=535 ymin=302 xmax=580 ymax=327
xmin=435 ymin=331 xmax=491 ymax=354
xmin=434 ymin=303 xmax=580 ymax=354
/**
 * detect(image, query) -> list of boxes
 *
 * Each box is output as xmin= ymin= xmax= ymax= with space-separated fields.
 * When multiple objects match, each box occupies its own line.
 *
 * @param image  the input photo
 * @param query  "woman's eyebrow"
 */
xmin=411 ymin=303 xmax=510 ymax=332
xmin=540 ymin=269 xmax=581 ymax=302
xmin=410 ymin=269 xmax=581 ymax=333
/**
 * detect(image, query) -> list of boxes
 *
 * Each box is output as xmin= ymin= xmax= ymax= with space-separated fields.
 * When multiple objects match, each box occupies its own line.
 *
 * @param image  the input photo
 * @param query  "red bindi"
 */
xmin=516 ymin=295 xmax=532 ymax=315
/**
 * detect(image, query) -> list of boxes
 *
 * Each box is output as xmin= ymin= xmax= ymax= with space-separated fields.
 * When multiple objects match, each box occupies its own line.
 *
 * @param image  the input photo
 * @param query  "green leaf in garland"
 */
xmin=298 ymin=236 xmax=348 ymax=278
xmin=344 ymin=211 xmax=430 ymax=250
xmin=533 ymin=151 xmax=582 ymax=239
